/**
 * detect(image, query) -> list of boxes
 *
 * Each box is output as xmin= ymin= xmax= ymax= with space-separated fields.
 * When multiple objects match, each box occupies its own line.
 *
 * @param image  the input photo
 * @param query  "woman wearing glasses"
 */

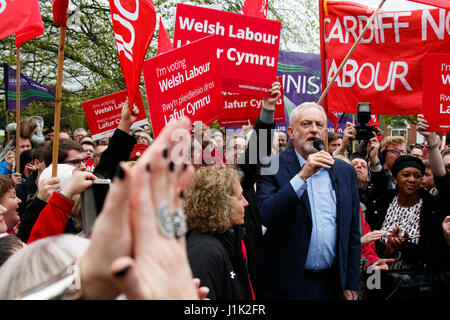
xmin=379 ymin=136 xmax=407 ymax=190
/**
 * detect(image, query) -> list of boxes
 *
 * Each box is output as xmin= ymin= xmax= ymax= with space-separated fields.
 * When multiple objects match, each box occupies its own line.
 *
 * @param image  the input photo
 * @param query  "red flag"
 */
xmin=157 ymin=17 xmax=173 ymax=55
xmin=319 ymin=0 xmax=338 ymax=131
xmin=406 ymin=0 xmax=450 ymax=10
xmin=109 ymin=0 xmax=156 ymax=106
xmin=368 ymin=114 xmax=382 ymax=141
xmin=0 ymin=0 xmax=44 ymax=46
xmin=53 ymin=0 xmax=69 ymax=27
xmin=241 ymin=0 xmax=267 ymax=19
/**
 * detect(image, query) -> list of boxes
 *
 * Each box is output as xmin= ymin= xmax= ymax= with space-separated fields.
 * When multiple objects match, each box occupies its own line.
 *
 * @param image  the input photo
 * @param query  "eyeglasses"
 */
xmin=63 ymin=158 xmax=88 ymax=165
xmin=385 ymin=149 xmax=406 ymax=155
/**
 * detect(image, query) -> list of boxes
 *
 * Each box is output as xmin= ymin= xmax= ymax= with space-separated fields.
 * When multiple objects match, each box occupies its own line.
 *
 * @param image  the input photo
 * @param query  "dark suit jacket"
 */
xmin=251 ymin=148 xmax=361 ymax=299
xmin=238 ymin=115 xmax=275 ymax=271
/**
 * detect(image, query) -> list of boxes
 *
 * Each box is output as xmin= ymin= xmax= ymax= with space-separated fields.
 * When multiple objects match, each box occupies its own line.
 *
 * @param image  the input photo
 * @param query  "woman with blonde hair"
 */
xmin=184 ymin=164 xmax=253 ymax=300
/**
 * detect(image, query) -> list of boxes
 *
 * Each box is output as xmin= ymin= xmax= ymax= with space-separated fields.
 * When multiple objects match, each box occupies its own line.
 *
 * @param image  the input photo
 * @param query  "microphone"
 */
xmin=312 ymin=138 xmax=325 ymax=152
xmin=313 ymin=138 xmax=338 ymax=184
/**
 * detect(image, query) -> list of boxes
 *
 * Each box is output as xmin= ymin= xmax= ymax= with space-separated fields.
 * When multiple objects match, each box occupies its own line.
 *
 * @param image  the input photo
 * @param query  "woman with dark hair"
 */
xmin=184 ymin=165 xmax=253 ymax=300
xmin=366 ymin=155 xmax=449 ymax=270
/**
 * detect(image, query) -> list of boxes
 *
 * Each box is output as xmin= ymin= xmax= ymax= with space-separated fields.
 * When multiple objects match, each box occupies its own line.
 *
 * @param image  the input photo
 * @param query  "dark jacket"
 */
xmin=16 ymin=192 xmax=47 ymax=243
xmin=187 ymin=226 xmax=253 ymax=300
xmin=94 ymin=128 xmax=136 ymax=179
xmin=238 ymin=115 xmax=275 ymax=271
xmin=15 ymin=171 xmax=38 ymax=219
xmin=253 ymin=149 xmax=361 ymax=299
xmin=365 ymin=170 xmax=450 ymax=269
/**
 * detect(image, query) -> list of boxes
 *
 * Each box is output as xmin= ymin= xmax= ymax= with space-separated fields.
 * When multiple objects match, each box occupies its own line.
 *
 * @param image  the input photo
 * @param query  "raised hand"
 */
xmin=263 ymin=81 xmax=282 ymax=111
xmin=61 ymin=170 xmax=97 ymax=200
xmin=108 ymin=117 xmax=197 ymax=299
xmin=118 ymin=97 xmax=139 ymax=133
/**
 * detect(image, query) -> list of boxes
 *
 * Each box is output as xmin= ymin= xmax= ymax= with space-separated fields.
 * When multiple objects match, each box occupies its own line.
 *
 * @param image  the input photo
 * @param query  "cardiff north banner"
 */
xmin=321 ymin=1 xmax=450 ymax=115
xmin=173 ymin=3 xmax=281 ymax=97
xmin=422 ymin=53 xmax=450 ymax=132
xmin=143 ymin=36 xmax=223 ymax=138
xmin=3 ymin=63 xmax=55 ymax=110
xmin=82 ymin=89 xmax=148 ymax=140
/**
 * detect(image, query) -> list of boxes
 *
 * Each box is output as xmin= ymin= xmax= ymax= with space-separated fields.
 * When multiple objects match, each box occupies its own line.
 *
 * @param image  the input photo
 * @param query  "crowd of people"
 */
xmin=0 ymin=82 xmax=448 ymax=300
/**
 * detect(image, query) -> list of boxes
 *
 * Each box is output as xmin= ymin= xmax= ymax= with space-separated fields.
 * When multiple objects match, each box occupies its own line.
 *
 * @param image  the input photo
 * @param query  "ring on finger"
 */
xmin=157 ymin=201 xmax=175 ymax=238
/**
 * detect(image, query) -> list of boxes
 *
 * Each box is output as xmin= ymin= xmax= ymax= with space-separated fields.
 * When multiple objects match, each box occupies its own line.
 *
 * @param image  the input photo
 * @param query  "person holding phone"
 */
xmin=27 ymin=169 xmax=96 ymax=244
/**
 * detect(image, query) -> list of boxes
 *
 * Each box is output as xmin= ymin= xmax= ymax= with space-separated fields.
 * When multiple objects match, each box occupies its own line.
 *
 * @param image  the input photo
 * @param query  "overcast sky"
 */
xmin=352 ymin=0 xmax=432 ymax=10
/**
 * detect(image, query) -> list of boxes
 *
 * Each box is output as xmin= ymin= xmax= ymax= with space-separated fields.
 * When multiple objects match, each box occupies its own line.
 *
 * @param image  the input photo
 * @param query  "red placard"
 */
xmin=173 ymin=3 xmax=280 ymax=97
xmin=143 ymin=35 xmax=223 ymax=138
xmin=82 ymin=90 xmax=148 ymax=140
xmin=219 ymin=76 xmax=285 ymax=127
xmin=422 ymin=54 xmax=450 ymax=132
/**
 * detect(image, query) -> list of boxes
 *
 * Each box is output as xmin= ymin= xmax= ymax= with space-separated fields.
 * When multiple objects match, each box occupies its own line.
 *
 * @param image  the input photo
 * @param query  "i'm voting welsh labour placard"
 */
xmin=143 ymin=35 xmax=223 ymax=138
xmin=173 ymin=3 xmax=281 ymax=98
xmin=422 ymin=54 xmax=450 ymax=132
xmin=82 ymin=89 xmax=148 ymax=140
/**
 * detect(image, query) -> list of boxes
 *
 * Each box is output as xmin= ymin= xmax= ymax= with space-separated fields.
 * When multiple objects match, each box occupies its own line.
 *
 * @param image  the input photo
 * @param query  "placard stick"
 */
xmin=51 ymin=25 xmax=67 ymax=177
xmin=15 ymin=47 xmax=21 ymax=173
xmin=317 ymin=0 xmax=386 ymax=105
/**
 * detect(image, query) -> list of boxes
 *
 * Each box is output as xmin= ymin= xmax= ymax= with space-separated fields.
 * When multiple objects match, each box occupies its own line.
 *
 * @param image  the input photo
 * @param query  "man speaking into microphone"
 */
xmin=252 ymin=102 xmax=361 ymax=300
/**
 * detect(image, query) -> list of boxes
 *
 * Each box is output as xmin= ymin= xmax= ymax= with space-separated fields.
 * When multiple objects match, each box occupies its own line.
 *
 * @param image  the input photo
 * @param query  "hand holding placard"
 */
xmin=143 ymin=36 xmax=223 ymax=137
xmin=117 ymin=97 xmax=140 ymax=134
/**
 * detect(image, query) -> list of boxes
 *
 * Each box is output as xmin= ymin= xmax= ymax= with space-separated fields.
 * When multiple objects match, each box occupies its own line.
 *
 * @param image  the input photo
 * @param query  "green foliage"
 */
xmin=380 ymin=115 xmax=418 ymax=128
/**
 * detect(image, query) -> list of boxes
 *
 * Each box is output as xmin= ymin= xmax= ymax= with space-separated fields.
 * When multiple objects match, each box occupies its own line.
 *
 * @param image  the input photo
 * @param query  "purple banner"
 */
xmin=3 ymin=63 xmax=55 ymax=110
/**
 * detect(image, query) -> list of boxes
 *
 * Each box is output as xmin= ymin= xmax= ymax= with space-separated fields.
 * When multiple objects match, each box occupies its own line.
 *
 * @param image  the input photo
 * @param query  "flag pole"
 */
xmin=51 ymin=25 xmax=67 ymax=177
xmin=3 ymin=64 xmax=10 ymax=145
xmin=317 ymin=0 xmax=386 ymax=105
xmin=15 ymin=47 xmax=21 ymax=173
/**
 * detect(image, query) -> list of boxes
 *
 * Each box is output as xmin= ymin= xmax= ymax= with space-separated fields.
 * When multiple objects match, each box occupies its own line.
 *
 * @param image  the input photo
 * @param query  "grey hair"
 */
xmin=289 ymin=102 xmax=327 ymax=126
xmin=0 ymin=234 xmax=89 ymax=299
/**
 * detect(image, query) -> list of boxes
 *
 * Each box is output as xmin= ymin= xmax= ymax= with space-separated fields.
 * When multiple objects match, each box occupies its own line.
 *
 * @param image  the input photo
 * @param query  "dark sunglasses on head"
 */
xmin=63 ymin=158 xmax=88 ymax=165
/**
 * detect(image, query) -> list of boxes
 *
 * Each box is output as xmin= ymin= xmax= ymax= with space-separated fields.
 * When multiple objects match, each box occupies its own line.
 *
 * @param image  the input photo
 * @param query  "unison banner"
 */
xmin=82 ymin=89 xmax=148 ymax=140
xmin=143 ymin=36 xmax=223 ymax=137
xmin=276 ymin=51 xmax=326 ymax=132
xmin=321 ymin=1 xmax=450 ymax=115
xmin=3 ymin=63 xmax=55 ymax=110
xmin=173 ymin=3 xmax=281 ymax=97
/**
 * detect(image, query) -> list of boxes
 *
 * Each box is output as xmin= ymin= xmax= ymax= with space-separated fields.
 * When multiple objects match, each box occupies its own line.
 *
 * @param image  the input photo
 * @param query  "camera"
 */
xmin=80 ymin=178 xmax=111 ymax=235
xmin=355 ymin=102 xmax=377 ymax=141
